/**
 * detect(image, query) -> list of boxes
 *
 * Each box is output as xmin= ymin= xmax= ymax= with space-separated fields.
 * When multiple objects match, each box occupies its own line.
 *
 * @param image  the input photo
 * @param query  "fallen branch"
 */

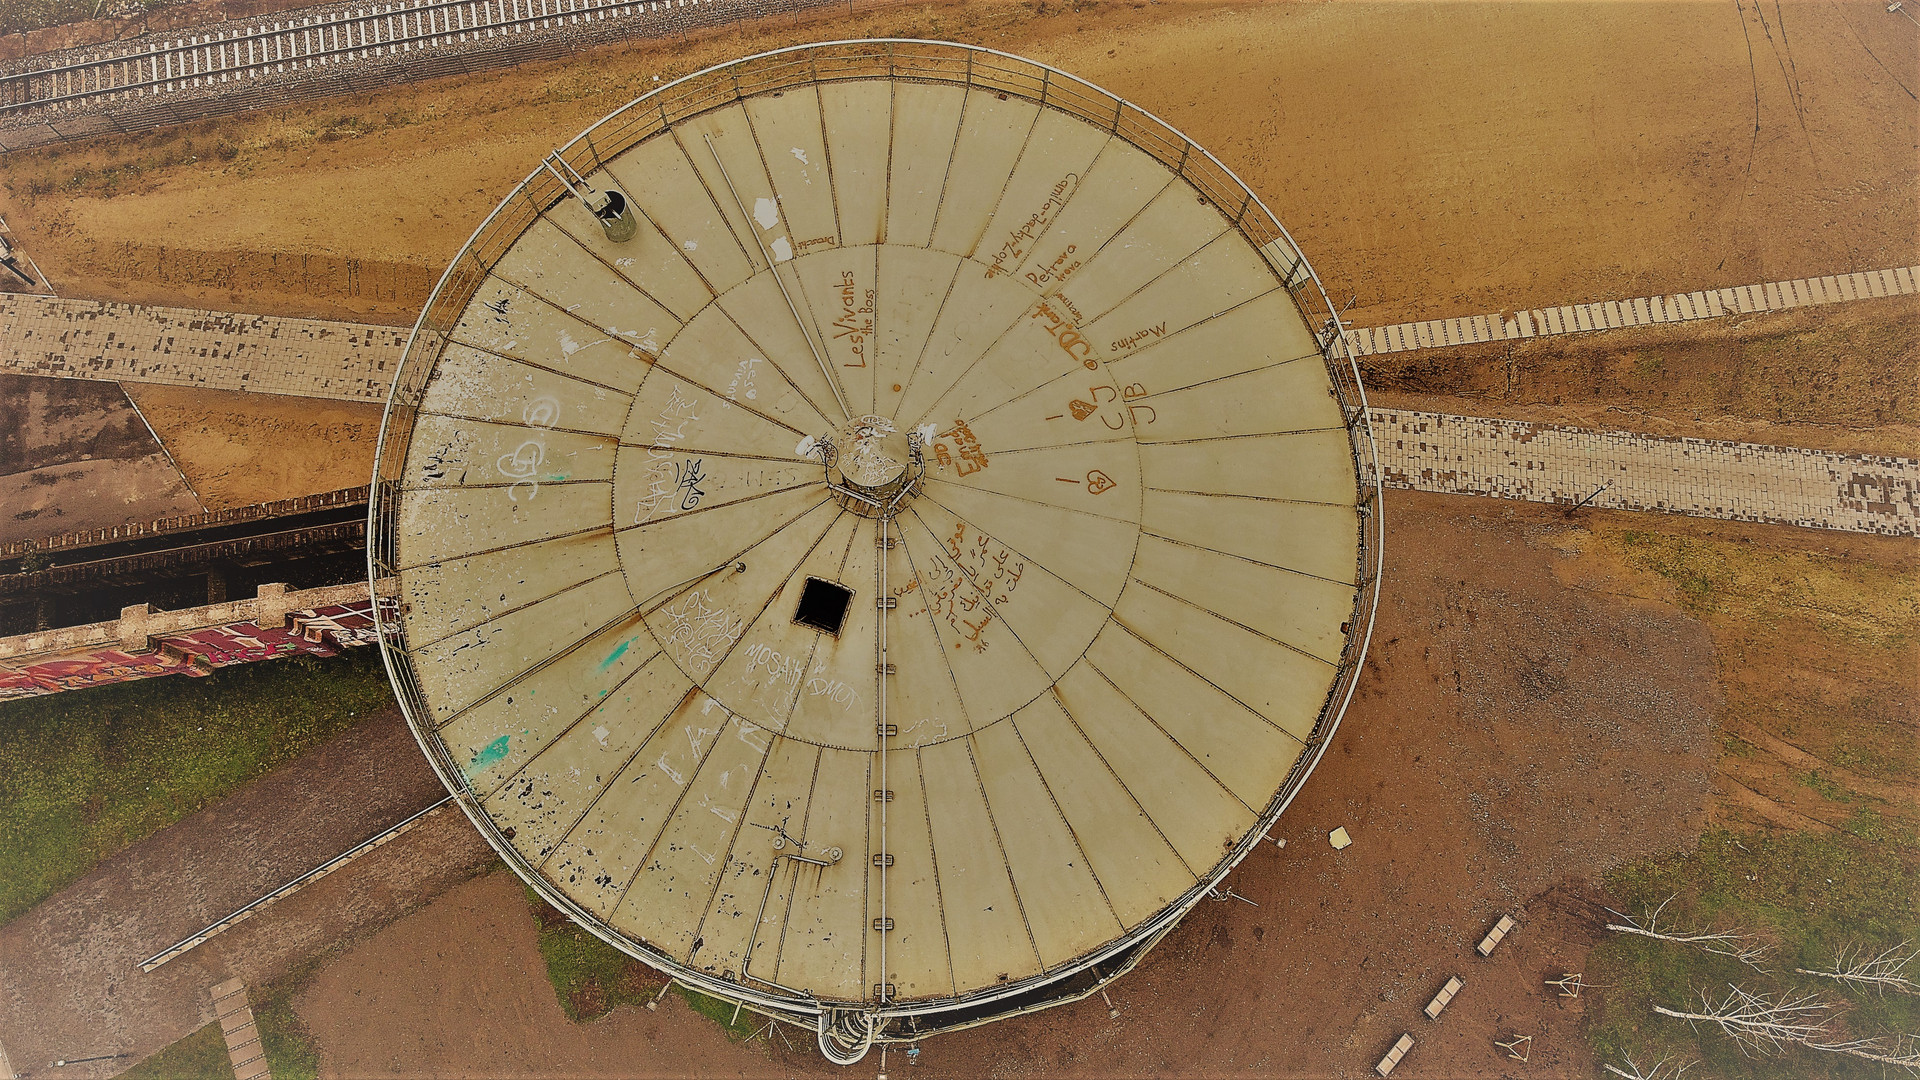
xmin=1808 ymin=1034 xmax=1920 ymax=1073
xmin=1796 ymin=941 xmax=1920 ymax=997
xmin=1601 ymin=1054 xmax=1694 ymax=1079
xmin=1653 ymin=984 xmax=1834 ymax=1055
xmin=1606 ymin=896 xmax=1773 ymax=972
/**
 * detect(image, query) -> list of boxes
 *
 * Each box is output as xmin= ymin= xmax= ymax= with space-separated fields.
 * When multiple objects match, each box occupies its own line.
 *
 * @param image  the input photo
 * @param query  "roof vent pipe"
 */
xmin=543 ymin=151 xmax=637 ymax=243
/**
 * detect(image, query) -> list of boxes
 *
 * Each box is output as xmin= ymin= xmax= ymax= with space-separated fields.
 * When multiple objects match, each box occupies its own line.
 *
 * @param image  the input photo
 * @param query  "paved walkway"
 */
xmin=0 ymin=294 xmax=405 ymax=401
xmin=3 ymin=284 xmax=1914 ymax=538
xmin=1343 ymin=265 xmax=1918 ymax=356
xmin=1370 ymin=409 xmax=1918 ymax=536
xmin=210 ymin=979 xmax=271 ymax=1080
xmin=4 ymin=266 xmax=1915 ymax=402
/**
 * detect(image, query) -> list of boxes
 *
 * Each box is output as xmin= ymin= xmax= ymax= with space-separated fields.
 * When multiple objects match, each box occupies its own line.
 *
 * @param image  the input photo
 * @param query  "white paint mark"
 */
xmin=733 ymin=717 xmax=768 ymax=754
xmin=593 ymin=724 xmax=610 ymax=746
xmin=683 ymin=239 xmax=698 ymax=251
xmin=790 ymin=146 xmax=809 ymax=165
xmin=753 ymin=197 xmax=780 ymax=229
xmin=770 ymin=237 xmax=793 ymax=263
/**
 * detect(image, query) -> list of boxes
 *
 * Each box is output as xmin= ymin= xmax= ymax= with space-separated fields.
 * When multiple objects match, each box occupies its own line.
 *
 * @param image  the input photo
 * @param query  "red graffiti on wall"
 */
xmin=0 ymin=600 xmax=380 ymax=700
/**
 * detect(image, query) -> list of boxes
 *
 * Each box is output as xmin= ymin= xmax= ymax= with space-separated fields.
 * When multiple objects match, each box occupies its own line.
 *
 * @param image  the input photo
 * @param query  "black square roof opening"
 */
xmin=794 ymin=578 xmax=853 ymax=636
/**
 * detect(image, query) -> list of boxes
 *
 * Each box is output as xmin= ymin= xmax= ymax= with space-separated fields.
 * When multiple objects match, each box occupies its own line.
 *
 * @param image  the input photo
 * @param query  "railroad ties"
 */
xmin=0 ymin=0 xmax=767 ymax=124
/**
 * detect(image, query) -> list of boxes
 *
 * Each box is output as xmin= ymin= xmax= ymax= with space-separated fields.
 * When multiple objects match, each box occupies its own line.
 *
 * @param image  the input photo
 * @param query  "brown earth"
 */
xmin=121 ymin=382 xmax=382 ymax=508
xmin=1365 ymin=293 xmax=1920 ymax=460
xmin=1550 ymin=508 xmax=1920 ymax=841
xmin=292 ymin=491 xmax=1723 ymax=1079
xmin=0 ymin=371 xmax=201 ymax=544
xmin=2 ymin=0 xmax=1913 ymax=326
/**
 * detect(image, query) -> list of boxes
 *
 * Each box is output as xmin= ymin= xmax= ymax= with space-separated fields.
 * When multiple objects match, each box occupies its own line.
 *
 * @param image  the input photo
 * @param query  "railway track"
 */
xmin=0 ymin=0 xmax=724 ymax=118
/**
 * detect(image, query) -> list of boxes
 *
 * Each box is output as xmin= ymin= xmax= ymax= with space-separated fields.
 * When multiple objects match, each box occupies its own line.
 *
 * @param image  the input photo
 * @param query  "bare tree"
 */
xmin=1653 ymin=984 xmax=1834 ymax=1055
xmin=1606 ymin=897 xmax=1773 ymax=972
xmin=1601 ymin=1055 xmax=1694 ymax=1080
xmin=1796 ymin=941 xmax=1920 ymax=997
xmin=1808 ymin=1033 xmax=1920 ymax=1073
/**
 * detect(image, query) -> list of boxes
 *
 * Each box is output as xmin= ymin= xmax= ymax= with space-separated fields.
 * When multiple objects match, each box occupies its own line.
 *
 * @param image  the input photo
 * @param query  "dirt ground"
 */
xmin=1558 ymin=508 xmax=1920 ymax=842
xmin=1365 ymin=293 xmax=1920 ymax=460
xmin=0 ymin=705 xmax=494 ymax=1079
xmin=289 ymin=491 xmax=1721 ymax=1079
xmin=0 ymin=0 xmax=1911 ymax=510
xmin=0 ymin=372 xmax=200 ymax=545
xmin=2 ymin=0 xmax=1913 ymax=326
xmin=121 ymin=383 xmax=382 ymax=508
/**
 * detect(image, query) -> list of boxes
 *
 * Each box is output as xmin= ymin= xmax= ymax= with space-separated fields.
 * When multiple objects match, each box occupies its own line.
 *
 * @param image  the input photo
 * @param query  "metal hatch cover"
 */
xmin=369 ymin=39 xmax=1383 ymax=1063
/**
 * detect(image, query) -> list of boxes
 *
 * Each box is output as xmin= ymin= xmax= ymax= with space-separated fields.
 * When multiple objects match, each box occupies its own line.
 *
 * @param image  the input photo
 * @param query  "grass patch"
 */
xmin=0 ymin=649 xmax=395 ymax=924
xmin=522 ymin=885 xmax=758 ymax=1038
xmin=1587 ymin=829 xmax=1920 ymax=1079
xmin=525 ymin=882 xmax=658 ymax=1022
xmin=1607 ymin=527 xmax=1919 ymax=788
xmin=120 ymin=1021 xmax=233 ymax=1079
xmin=1585 ymin=523 xmax=1920 ymax=1076
xmin=254 ymin=957 xmax=325 ymax=1080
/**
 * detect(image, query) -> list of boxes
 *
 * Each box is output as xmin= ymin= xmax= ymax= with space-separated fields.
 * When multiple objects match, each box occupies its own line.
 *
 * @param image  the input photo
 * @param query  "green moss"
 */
xmin=672 ymin=984 xmax=762 ymax=1040
xmin=1588 ymin=829 xmax=1920 ymax=1078
xmin=254 ymin=962 xmax=324 ymax=1080
xmin=522 ymin=884 xmax=759 ymax=1038
xmin=119 ymin=1021 xmax=233 ymax=1080
xmin=525 ymin=882 xmax=657 ymax=1022
xmin=0 ymin=649 xmax=395 ymax=924
xmin=1796 ymin=770 xmax=1848 ymax=803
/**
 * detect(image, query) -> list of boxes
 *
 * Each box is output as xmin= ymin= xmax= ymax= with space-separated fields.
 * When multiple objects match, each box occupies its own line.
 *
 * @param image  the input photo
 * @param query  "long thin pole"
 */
xmin=702 ymin=133 xmax=850 ymax=421
xmin=876 ymin=514 xmax=889 ymax=1007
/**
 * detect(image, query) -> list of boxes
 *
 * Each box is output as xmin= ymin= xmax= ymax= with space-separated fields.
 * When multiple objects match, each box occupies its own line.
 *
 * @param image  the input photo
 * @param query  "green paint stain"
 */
xmin=600 ymin=638 xmax=632 ymax=671
xmin=469 ymin=735 xmax=511 ymax=771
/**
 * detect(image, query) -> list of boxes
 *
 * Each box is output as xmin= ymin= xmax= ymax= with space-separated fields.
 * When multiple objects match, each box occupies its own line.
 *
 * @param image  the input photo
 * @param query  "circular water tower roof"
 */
xmin=371 ymin=40 xmax=1380 ymax=1048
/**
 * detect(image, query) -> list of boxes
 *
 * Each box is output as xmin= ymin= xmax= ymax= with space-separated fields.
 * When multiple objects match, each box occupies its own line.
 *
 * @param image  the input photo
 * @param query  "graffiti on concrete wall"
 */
xmin=0 ymin=599 xmax=378 ymax=699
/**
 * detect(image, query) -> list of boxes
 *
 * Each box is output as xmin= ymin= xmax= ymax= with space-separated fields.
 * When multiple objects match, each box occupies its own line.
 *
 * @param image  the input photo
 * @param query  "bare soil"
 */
xmin=1553 ymin=509 xmax=1920 ymax=840
xmin=0 ymin=371 xmax=200 ymax=544
xmin=292 ymin=491 xmax=1723 ymax=1079
xmin=121 ymin=383 xmax=382 ymax=508
xmin=1366 ymin=294 xmax=1920 ymax=460
xmin=1 ymin=0 xmax=1910 ymax=507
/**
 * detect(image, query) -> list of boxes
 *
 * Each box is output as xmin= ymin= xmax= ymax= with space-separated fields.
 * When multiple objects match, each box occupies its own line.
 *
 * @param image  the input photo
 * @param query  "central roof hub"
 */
xmin=835 ymin=415 xmax=909 ymax=489
xmin=819 ymin=415 xmax=924 ymax=518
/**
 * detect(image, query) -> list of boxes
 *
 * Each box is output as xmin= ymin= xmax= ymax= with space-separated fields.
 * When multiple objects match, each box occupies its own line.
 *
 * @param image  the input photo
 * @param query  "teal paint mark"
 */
xmin=600 ymin=638 xmax=633 ymax=671
xmin=469 ymin=735 xmax=511 ymax=772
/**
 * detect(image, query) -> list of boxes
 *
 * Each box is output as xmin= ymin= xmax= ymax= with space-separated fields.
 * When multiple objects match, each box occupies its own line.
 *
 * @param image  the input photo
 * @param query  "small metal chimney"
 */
xmin=543 ymin=152 xmax=637 ymax=243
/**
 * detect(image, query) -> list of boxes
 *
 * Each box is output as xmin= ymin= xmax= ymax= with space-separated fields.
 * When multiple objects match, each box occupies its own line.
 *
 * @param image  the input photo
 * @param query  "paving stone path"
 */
xmin=210 ymin=979 xmax=271 ymax=1080
xmin=1343 ymin=265 xmax=1918 ymax=356
xmin=1370 ymin=409 xmax=1918 ymax=536
xmin=0 ymin=294 xmax=405 ymax=401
